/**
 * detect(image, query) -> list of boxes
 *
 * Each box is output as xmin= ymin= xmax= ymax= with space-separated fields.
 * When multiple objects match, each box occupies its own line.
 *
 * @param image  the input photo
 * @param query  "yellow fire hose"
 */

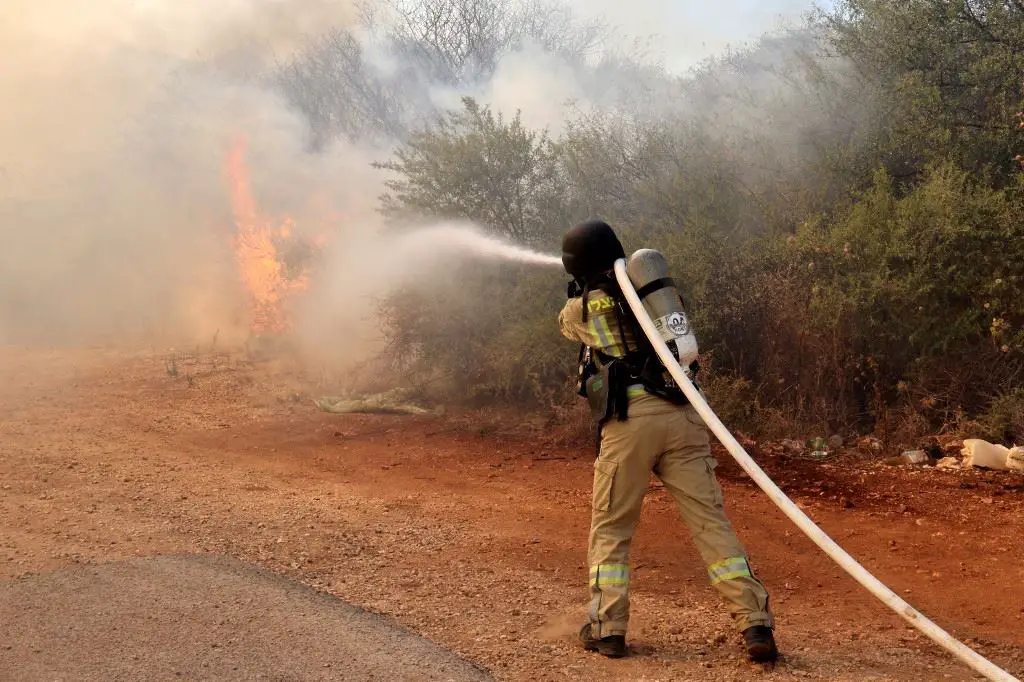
xmin=613 ymin=258 xmax=1018 ymax=682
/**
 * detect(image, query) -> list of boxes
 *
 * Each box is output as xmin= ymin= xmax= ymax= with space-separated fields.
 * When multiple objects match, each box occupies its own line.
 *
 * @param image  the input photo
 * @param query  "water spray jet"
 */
xmin=389 ymin=224 xmax=562 ymax=267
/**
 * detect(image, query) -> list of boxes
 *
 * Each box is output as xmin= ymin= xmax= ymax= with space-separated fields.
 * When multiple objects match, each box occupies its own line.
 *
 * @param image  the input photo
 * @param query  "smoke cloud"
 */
xmin=565 ymin=0 xmax=819 ymax=72
xmin=0 ymin=0 xmax=365 ymax=347
xmin=0 ymin=0 xmax=837 ymax=378
xmin=0 ymin=0 xmax=585 ymax=358
xmin=0 ymin=0 xmax=595 ymax=357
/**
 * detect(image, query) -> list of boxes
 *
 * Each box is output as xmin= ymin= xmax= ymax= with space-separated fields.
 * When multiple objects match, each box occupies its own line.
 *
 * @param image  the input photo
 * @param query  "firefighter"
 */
xmin=558 ymin=219 xmax=777 ymax=662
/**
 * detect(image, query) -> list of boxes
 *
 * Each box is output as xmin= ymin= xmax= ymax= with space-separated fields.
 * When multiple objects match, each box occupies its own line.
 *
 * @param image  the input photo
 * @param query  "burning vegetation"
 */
xmin=225 ymin=138 xmax=323 ymax=335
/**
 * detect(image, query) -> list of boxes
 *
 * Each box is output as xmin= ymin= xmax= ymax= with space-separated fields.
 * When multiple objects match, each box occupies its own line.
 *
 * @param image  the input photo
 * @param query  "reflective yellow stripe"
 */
xmin=596 ymin=576 xmax=628 ymax=586
xmin=589 ymin=564 xmax=629 ymax=576
xmin=708 ymin=557 xmax=749 ymax=569
xmin=708 ymin=556 xmax=751 ymax=585
xmin=595 ymin=316 xmax=622 ymax=357
xmin=712 ymin=569 xmax=752 ymax=584
xmin=590 ymin=563 xmax=629 ymax=587
xmin=587 ymin=317 xmax=610 ymax=349
xmin=586 ymin=313 xmax=625 ymax=358
xmin=626 ymin=384 xmax=646 ymax=398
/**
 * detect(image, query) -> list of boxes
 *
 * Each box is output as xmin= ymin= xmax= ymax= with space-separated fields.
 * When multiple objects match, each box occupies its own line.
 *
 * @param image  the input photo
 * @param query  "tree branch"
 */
xmin=959 ymin=1 xmax=1024 ymax=54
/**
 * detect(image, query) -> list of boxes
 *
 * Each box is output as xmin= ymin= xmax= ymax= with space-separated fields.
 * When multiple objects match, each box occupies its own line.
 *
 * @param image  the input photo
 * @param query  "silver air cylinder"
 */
xmin=626 ymin=249 xmax=699 ymax=366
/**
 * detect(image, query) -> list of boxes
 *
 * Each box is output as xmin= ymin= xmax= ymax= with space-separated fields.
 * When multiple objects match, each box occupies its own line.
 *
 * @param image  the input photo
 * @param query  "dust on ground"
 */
xmin=0 ymin=347 xmax=1021 ymax=681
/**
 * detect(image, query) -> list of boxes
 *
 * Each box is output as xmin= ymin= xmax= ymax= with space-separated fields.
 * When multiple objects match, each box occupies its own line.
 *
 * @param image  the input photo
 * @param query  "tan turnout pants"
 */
xmin=588 ymin=394 xmax=774 ymax=638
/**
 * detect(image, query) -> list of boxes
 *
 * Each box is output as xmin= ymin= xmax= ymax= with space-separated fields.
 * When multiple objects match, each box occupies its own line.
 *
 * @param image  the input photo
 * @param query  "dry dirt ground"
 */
xmin=0 ymin=347 xmax=1022 ymax=682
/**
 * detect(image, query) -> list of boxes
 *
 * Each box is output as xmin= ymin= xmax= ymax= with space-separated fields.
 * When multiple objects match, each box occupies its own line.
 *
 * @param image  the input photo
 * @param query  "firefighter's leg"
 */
xmin=587 ymin=413 xmax=660 ymax=639
xmin=655 ymin=405 xmax=774 ymax=631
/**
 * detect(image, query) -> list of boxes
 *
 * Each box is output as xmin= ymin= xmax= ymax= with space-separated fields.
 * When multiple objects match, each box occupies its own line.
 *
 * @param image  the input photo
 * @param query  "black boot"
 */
xmin=743 ymin=625 xmax=778 ymax=662
xmin=579 ymin=622 xmax=627 ymax=658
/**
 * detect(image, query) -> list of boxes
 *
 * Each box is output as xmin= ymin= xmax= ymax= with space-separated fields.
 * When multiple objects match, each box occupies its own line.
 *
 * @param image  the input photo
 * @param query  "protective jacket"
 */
xmin=558 ymin=275 xmax=698 ymax=425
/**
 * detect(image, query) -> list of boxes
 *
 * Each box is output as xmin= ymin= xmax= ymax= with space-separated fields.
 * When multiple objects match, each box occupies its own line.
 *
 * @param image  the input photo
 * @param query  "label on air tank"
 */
xmin=653 ymin=311 xmax=691 ymax=341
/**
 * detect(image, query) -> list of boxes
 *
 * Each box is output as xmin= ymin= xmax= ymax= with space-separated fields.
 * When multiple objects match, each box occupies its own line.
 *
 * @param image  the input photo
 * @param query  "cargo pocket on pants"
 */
xmin=592 ymin=460 xmax=618 ymax=512
xmin=704 ymin=458 xmax=724 ymax=508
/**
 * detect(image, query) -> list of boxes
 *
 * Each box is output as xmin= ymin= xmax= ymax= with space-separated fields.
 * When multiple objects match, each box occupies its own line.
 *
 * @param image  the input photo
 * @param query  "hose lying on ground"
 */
xmin=613 ymin=258 xmax=1018 ymax=682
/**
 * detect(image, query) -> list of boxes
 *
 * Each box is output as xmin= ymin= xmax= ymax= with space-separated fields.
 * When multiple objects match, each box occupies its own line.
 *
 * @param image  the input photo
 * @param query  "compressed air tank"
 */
xmin=626 ymin=249 xmax=699 ymax=366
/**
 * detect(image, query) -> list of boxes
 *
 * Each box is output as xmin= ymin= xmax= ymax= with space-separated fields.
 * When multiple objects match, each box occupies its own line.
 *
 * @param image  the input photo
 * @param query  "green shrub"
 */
xmin=976 ymin=388 xmax=1024 ymax=444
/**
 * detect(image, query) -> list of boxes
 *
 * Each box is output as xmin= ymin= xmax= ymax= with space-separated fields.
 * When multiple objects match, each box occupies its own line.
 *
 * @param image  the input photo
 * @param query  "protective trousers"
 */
xmin=587 ymin=395 xmax=774 ymax=638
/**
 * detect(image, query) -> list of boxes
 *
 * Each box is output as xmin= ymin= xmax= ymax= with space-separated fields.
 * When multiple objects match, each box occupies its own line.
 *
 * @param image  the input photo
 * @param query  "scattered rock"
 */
xmin=781 ymin=439 xmax=804 ymax=453
xmin=858 ymin=436 xmax=883 ymax=452
xmin=884 ymin=451 xmax=930 ymax=467
xmin=900 ymin=450 xmax=929 ymax=465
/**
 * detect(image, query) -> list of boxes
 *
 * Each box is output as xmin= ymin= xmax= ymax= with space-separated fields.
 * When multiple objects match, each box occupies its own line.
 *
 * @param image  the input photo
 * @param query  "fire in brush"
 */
xmin=224 ymin=137 xmax=322 ymax=334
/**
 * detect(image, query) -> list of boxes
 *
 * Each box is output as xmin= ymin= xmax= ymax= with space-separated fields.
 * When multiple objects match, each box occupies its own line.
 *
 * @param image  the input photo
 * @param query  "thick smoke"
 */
xmin=0 ymin=0 xmax=586 ymax=352
xmin=0 ymin=0 xmax=828 ymax=367
xmin=0 ymin=0 xmax=365 ymax=347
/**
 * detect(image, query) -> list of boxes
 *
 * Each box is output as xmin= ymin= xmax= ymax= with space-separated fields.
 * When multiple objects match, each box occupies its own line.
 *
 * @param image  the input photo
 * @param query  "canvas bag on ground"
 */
xmin=1007 ymin=446 xmax=1024 ymax=471
xmin=961 ymin=439 xmax=1010 ymax=470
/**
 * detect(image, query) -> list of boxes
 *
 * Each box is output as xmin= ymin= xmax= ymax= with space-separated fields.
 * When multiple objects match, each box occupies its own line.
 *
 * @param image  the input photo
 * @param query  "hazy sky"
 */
xmin=566 ymin=0 xmax=832 ymax=71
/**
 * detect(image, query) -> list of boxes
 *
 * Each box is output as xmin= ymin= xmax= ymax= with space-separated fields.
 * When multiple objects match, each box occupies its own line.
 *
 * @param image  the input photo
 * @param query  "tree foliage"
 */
xmin=374 ymin=98 xmax=564 ymax=244
xmin=316 ymin=0 xmax=1024 ymax=443
xmin=272 ymin=0 xmax=606 ymax=147
xmin=826 ymin=0 xmax=1024 ymax=184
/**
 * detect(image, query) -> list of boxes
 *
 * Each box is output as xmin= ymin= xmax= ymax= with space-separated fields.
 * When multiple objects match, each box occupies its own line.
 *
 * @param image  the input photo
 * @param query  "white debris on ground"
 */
xmin=734 ymin=429 xmax=1024 ymax=480
xmin=923 ymin=439 xmax=1024 ymax=474
xmin=1008 ymin=446 xmax=1024 ymax=472
xmin=962 ymin=439 xmax=1011 ymax=471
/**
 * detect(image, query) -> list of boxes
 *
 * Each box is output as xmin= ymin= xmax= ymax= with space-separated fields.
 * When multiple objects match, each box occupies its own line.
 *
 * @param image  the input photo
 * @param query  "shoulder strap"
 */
xmin=635 ymin=277 xmax=676 ymax=299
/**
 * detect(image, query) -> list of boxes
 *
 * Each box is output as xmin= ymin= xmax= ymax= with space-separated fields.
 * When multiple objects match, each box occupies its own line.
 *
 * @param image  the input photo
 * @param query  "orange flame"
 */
xmin=225 ymin=137 xmax=309 ymax=334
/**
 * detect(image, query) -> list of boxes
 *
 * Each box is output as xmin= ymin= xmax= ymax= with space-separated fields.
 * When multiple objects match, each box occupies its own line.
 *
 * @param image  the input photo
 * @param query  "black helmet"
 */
xmin=561 ymin=220 xmax=625 ymax=280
